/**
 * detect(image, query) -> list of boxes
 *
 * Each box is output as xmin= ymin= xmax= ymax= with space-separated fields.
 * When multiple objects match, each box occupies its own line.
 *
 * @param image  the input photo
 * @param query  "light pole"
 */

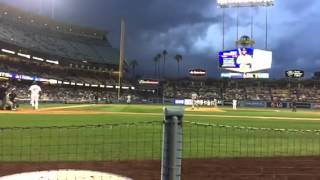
xmin=51 ymin=0 xmax=55 ymax=19
xmin=217 ymin=0 xmax=274 ymax=50
xmin=38 ymin=0 xmax=43 ymax=15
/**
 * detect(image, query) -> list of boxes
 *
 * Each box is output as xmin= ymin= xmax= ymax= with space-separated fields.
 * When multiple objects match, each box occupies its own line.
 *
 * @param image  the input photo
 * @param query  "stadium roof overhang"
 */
xmin=0 ymin=41 xmax=119 ymax=67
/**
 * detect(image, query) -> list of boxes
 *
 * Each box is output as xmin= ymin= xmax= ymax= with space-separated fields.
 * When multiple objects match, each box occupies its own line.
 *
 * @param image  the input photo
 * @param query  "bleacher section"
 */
xmin=163 ymin=79 xmax=320 ymax=103
xmin=0 ymin=4 xmax=119 ymax=65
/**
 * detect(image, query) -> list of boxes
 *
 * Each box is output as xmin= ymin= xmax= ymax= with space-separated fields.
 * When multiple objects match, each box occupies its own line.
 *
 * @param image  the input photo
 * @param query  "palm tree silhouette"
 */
xmin=129 ymin=60 xmax=138 ymax=79
xmin=162 ymin=50 xmax=167 ymax=78
xmin=153 ymin=55 xmax=159 ymax=79
xmin=174 ymin=54 xmax=183 ymax=78
xmin=156 ymin=53 xmax=162 ymax=79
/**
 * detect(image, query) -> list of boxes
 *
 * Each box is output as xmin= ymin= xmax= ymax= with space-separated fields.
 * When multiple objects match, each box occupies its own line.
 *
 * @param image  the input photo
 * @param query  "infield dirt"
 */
xmin=1 ymin=157 xmax=320 ymax=180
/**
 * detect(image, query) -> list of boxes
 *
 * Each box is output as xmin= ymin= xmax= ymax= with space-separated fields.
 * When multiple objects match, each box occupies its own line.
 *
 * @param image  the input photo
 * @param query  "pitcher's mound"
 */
xmin=185 ymin=107 xmax=225 ymax=112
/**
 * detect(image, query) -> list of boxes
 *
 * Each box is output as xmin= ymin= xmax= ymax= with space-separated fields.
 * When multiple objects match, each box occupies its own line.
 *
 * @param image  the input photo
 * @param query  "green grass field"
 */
xmin=0 ymin=104 xmax=320 ymax=161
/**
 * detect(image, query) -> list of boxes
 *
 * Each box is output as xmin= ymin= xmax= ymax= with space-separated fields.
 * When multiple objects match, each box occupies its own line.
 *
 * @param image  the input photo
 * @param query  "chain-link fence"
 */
xmin=183 ymin=121 xmax=320 ymax=158
xmin=0 ymin=119 xmax=320 ymax=179
xmin=0 ymin=121 xmax=163 ymax=162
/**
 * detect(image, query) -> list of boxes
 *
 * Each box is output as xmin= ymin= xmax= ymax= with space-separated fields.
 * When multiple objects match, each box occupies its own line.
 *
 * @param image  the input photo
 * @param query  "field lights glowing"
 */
xmin=1 ymin=49 xmax=15 ymax=54
xmin=217 ymin=0 xmax=274 ymax=7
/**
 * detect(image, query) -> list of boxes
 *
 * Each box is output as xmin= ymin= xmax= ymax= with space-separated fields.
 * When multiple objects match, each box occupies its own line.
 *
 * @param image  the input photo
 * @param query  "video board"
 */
xmin=219 ymin=48 xmax=272 ymax=73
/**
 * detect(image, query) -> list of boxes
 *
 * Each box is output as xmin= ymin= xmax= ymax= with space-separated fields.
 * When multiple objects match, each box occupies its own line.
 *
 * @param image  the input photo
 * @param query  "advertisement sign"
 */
xmin=189 ymin=69 xmax=207 ymax=77
xmin=184 ymin=99 xmax=193 ymax=105
xmin=219 ymin=48 xmax=272 ymax=73
xmin=285 ymin=70 xmax=304 ymax=78
xmin=292 ymin=102 xmax=311 ymax=109
xmin=243 ymin=101 xmax=266 ymax=107
xmin=312 ymin=103 xmax=320 ymax=109
xmin=174 ymin=99 xmax=185 ymax=105
xmin=221 ymin=72 xmax=269 ymax=79
xmin=138 ymin=79 xmax=159 ymax=85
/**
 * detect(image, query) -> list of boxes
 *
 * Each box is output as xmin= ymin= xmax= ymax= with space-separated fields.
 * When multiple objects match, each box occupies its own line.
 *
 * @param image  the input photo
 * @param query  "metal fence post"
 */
xmin=161 ymin=107 xmax=184 ymax=180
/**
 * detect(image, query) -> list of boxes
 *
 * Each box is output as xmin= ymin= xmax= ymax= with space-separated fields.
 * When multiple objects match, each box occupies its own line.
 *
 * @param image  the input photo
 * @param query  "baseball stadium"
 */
xmin=1 ymin=0 xmax=320 ymax=179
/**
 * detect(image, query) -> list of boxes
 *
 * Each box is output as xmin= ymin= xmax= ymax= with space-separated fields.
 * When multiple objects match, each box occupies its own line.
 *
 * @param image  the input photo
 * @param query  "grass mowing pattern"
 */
xmin=0 ymin=122 xmax=163 ymax=162
xmin=0 ymin=104 xmax=320 ymax=161
xmin=183 ymin=122 xmax=320 ymax=159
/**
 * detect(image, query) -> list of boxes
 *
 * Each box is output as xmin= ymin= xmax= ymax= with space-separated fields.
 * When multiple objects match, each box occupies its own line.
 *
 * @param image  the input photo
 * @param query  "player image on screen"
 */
xmin=236 ymin=48 xmax=253 ymax=73
xmin=219 ymin=48 xmax=272 ymax=75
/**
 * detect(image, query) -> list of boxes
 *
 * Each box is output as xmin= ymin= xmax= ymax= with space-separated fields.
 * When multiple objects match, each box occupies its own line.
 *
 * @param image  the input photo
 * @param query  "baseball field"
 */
xmin=1 ymin=104 xmax=320 ymax=179
xmin=1 ymin=104 xmax=320 ymax=128
xmin=1 ymin=104 xmax=320 ymax=159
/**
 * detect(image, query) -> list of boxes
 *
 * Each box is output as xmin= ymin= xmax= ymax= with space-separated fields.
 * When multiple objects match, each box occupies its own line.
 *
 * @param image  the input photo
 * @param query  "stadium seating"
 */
xmin=0 ymin=7 xmax=119 ymax=65
xmin=163 ymin=79 xmax=320 ymax=103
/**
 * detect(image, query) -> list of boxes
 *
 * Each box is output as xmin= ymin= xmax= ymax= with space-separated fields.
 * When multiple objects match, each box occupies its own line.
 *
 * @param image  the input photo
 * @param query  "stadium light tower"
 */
xmin=217 ymin=0 xmax=274 ymax=8
xmin=38 ymin=0 xmax=43 ymax=14
xmin=37 ymin=0 xmax=55 ymax=19
xmin=51 ymin=0 xmax=55 ymax=19
xmin=217 ymin=0 xmax=274 ymax=49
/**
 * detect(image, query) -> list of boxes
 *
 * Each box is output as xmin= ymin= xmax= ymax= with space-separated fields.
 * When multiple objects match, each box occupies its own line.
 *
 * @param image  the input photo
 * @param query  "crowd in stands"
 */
xmin=0 ymin=55 xmax=132 ymax=87
xmin=1 ymin=77 xmax=320 ymax=106
xmin=0 ymin=80 xmax=138 ymax=104
xmin=163 ymin=79 xmax=320 ymax=103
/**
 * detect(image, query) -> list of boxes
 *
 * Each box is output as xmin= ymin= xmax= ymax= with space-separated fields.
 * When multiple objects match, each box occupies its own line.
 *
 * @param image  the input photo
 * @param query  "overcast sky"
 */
xmin=1 ymin=0 xmax=319 ymax=79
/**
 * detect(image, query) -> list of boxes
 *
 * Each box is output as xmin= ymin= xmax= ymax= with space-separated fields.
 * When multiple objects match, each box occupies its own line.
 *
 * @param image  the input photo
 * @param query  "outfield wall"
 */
xmin=17 ymin=98 xmax=320 ymax=110
xmin=173 ymin=98 xmax=320 ymax=109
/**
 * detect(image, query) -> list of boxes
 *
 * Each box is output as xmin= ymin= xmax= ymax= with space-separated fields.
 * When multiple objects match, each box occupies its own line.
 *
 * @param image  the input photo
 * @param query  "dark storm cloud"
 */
xmin=2 ymin=0 xmax=320 ymax=78
xmin=38 ymin=0 xmax=222 ymax=78
xmin=268 ymin=0 xmax=320 ymax=78
xmin=84 ymin=0 xmax=222 ymax=77
xmin=281 ymin=0 xmax=316 ymax=14
xmin=105 ymin=0 xmax=218 ymax=32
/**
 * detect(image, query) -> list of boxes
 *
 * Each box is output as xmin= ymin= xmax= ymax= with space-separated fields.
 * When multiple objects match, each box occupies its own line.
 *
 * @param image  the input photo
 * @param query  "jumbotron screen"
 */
xmin=219 ymin=48 xmax=272 ymax=73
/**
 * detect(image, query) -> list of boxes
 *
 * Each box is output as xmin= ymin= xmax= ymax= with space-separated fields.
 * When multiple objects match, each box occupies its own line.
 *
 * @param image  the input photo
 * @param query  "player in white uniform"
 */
xmin=29 ymin=82 xmax=41 ymax=110
xmin=232 ymin=99 xmax=237 ymax=110
xmin=213 ymin=98 xmax=218 ymax=108
xmin=127 ymin=95 xmax=132 ymax=104
xmin=237 ymin=48 xmax=253 ymax=73
xmin=191 ymin=93 xmax=198 ymax=110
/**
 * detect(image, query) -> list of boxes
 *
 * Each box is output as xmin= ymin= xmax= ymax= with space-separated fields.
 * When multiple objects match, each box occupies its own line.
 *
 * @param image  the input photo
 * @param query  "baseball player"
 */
xmin=29 ymin=82 xmax=41 ymax=110
xmin=127 ymin=95 xmax=132 ymax=104
xmin=191 ymin=93 xmax=198 ymax=110
xmin=9 ymin=88 xmax=18 ymax=110
xmin=2 ymin=87 xmax=17 ymax=111
xmin=213 ymin=98 xmax=218 ymax=108
xmin=232 ymin=99 xmax=237 ymax=110
xmin=0 ymin=82 xmax=9 ymax=110
xmin=2 ymin=89 xmax=12 ymax=110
